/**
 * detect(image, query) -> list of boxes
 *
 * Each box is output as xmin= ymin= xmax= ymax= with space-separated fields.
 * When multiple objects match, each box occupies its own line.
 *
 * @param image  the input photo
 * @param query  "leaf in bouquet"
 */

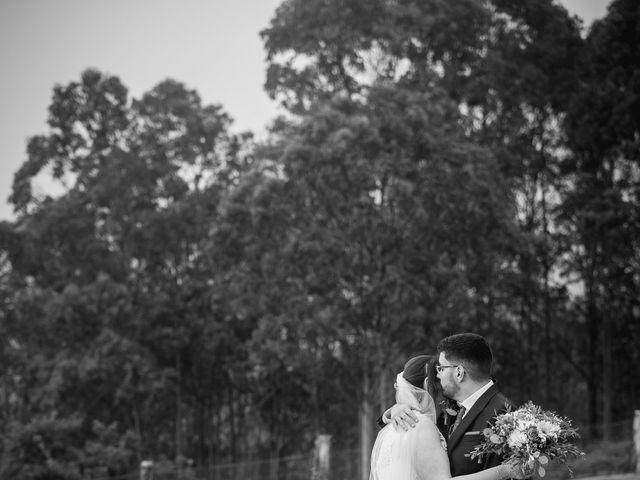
xmin=483 ymin=427 xmax=493 ymax=437
xmin=539 ymin=455 xmax=549 ymax=465
xmin=490 ymin=434 xmax=501 ymax=443
xmin=538 ymin=466 xmax=546 ymax=477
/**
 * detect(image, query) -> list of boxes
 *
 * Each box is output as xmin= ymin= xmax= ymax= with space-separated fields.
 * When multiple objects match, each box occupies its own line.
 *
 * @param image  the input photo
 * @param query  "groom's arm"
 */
xmin=376 ymin=408 xmax=392 ymax=428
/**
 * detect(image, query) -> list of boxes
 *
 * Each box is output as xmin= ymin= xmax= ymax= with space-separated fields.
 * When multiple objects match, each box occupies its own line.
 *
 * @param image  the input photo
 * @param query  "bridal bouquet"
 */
xmin=468 ymin=402 xmax=584 ymax=478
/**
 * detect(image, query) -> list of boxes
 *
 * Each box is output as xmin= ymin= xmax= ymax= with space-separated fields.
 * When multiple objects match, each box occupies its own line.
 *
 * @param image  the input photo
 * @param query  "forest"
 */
xmin=0 ymin=0 xmax=638 ymax=479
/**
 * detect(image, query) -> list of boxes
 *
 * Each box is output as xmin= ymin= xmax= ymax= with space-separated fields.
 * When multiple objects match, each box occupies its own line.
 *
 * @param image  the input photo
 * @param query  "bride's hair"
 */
xmin=395 ymin=355 xmax=438 ymax=419
xmin=402 ymin=354 xmax=432 ymax=388
xmin=402 ymin=355 xmax=443 ymax=399
xmin=425 ymin=357 xmax=445 ymax=411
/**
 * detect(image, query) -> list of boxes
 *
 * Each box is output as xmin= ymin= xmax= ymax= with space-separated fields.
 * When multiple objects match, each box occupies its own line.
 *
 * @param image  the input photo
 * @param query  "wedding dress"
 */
xmin=370 ymin=372 xmax=448 ymax=480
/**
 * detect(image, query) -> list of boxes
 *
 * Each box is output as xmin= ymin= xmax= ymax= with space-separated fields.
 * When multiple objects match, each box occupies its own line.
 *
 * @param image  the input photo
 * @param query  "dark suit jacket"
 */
xmin=447 ymin=383 xmax=514 ymax=476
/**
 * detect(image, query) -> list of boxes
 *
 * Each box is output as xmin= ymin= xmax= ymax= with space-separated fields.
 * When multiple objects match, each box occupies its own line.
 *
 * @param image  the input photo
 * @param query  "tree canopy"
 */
xmin=1 ymin=1 xmax=638 ymax=478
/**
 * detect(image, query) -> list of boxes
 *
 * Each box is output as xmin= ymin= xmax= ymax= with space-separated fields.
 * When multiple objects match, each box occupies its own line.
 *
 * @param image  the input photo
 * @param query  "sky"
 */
xmin=0 ymin=0 xmax=610 ymax=222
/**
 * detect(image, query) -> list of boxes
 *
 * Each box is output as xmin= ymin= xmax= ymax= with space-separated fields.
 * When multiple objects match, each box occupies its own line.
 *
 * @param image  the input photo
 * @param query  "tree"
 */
xmin=0 ymin=69 xmax=255 ymax=473
xmin=561 ymin=0 xmax=640 ymax=437
xmin=231 ymin=82 xmax=516 ymax=478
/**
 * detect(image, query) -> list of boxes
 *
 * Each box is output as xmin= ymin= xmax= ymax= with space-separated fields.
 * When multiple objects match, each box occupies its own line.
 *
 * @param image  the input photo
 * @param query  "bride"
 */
xmin=370 ymin=355 xmax=519 ymax=480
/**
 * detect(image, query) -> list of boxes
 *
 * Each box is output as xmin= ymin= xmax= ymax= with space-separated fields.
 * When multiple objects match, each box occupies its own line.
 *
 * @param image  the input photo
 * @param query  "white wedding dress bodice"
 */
xmin=370 ymin=413 xmax=448 ymax=480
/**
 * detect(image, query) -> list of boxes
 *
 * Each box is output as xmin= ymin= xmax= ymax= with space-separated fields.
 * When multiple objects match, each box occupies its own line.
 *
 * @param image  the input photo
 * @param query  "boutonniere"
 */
xmin=440 ymin=399 xmax=459 ymax=425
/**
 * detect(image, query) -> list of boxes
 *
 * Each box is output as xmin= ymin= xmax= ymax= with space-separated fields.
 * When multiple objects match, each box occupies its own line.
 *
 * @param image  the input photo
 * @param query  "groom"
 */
xmin=382 ymin=333 xmax=514 ymax=476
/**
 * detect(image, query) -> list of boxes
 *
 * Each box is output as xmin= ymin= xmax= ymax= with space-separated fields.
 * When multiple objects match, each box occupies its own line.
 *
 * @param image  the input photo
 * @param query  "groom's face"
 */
xmin=437 ymin=352 xmax=460 ymax=400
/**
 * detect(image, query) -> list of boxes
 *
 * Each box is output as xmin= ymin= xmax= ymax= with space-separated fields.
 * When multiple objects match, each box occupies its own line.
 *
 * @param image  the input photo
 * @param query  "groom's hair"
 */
xmin=437 ymin=333 xmax=492 ymax=381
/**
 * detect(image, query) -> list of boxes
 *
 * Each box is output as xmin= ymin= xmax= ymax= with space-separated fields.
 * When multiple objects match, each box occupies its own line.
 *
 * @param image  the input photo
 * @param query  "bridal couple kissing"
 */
xmin=370 ymin=332 xmax=528 ymax=480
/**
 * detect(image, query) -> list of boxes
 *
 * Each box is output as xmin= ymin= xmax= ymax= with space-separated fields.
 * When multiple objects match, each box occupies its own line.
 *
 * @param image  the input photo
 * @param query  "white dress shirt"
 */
xmin=458 ymin=379 xmax=494 ymax=418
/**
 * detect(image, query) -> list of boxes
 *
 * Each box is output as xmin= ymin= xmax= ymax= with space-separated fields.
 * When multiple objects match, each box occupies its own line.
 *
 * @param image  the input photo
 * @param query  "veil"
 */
xmin=370 ymin=371 xmax=442 ymax=480
xmin=394 ymin=372 xmax=437 ymax=423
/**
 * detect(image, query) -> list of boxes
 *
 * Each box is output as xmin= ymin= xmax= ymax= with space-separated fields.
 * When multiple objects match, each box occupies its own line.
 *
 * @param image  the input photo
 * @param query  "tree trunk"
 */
xmin=176 ymin=352 xmax=182 ymax=467
xmin=133 ymin=404 xmax=142 ymax=458
xmin=586 ymin=296 xmax=600 ymax=436
xmin=378 ymin=367 xmax=388 ymax=418
xmin=540 ymin=173 xmax=552 ymax=405
xmin=197 ymin=401 xmax=206 ymax=465
xmin=359 ymin=374 xmax=374 ymax=480
xmin=634 ymin=410 xmax=640 ymax=474
xmin=601 ymin=309 xmax=612 ymax=440
xmin=312 ymin=434 xmax=332 ymax=480
xmin=229 ymin=386 xmax=237 ymax=461
xmin=208 ymin=401 xmax=215 ymax=469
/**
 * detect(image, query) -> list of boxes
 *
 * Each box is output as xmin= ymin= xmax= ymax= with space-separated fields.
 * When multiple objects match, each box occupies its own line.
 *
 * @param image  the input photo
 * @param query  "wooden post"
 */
xmin=139 ymin=460 xmax=154 ymax=480
xmin=312 ymin=434 xmax=331 ymax=480
xmin=634 ymin=410 xmax=640 ymax=474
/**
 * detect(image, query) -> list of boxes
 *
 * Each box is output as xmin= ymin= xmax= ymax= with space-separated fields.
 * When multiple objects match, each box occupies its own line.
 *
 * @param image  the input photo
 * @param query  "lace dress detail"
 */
xmin=370 ymin=414 xmax=448 ymax=480
xmin=373 ymin=429 xmax=394 ymax=477
xmin=371 ymin=373 xmax=447 ymax=480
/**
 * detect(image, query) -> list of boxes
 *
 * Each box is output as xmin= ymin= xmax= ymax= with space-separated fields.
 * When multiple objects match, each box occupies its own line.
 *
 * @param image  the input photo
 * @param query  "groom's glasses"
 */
xmin=436 ymin=364 xmax=459 ymax=373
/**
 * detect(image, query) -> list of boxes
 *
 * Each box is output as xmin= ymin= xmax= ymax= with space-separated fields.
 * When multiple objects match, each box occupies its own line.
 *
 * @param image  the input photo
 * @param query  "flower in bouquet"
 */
xmin=467 ymin=401 xmax=584 ymax=478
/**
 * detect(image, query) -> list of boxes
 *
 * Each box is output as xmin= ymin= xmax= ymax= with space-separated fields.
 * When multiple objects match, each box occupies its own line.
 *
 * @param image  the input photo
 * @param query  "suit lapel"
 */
xmin=447 ymin=384 xmax=499 ymax=453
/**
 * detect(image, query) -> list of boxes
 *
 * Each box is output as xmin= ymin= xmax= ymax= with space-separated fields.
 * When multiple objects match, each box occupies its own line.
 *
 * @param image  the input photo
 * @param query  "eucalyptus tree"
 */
xmin=453 ymin=0 xmax=585 ymax=405
xmin=0 ymin=69 xmax=252 ymax=475
xmin=231 ymin=81 xmax=516 ymax=477
xmin=1 ymin=69 xmax=157 ymax=478
xmin=261 ymin=0 xmax=588 ymax=413
xmin=561 ymin=0 xmax=640 ymax=437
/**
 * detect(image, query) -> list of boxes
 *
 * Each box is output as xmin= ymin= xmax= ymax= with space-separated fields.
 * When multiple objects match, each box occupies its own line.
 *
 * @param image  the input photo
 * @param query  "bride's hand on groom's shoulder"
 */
xmin=388 ymin=403 xmax=419 ymax=432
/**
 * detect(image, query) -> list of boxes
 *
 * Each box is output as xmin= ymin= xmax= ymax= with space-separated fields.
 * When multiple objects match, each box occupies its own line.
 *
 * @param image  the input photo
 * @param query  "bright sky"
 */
xmin=0 ymin=0 xmax=610 ymax=221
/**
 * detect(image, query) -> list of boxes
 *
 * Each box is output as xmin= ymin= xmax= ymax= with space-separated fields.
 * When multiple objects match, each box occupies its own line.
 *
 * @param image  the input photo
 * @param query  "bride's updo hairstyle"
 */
xmin=425 ymin=357 xmax=444 ymax=402
xmin=396 ymin=355 xmax=438 ymax=421
xmin=402 ymin=355 xmax=431 ymax=388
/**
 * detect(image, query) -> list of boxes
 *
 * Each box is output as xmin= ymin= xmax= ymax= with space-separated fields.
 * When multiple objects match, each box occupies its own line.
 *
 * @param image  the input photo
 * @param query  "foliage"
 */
xmin=0 ymin=414 xmax=137 ymax=480
xmin=0 ymin=0 xmax=638 ymax=477
xmin=469 ymin=402 xmax=584 ymax=478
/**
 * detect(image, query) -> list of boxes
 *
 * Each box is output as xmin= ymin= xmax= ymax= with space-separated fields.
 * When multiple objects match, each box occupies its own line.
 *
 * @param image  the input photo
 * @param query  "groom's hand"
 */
xmin=389 ymin=403 xmax=418 ymax=432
